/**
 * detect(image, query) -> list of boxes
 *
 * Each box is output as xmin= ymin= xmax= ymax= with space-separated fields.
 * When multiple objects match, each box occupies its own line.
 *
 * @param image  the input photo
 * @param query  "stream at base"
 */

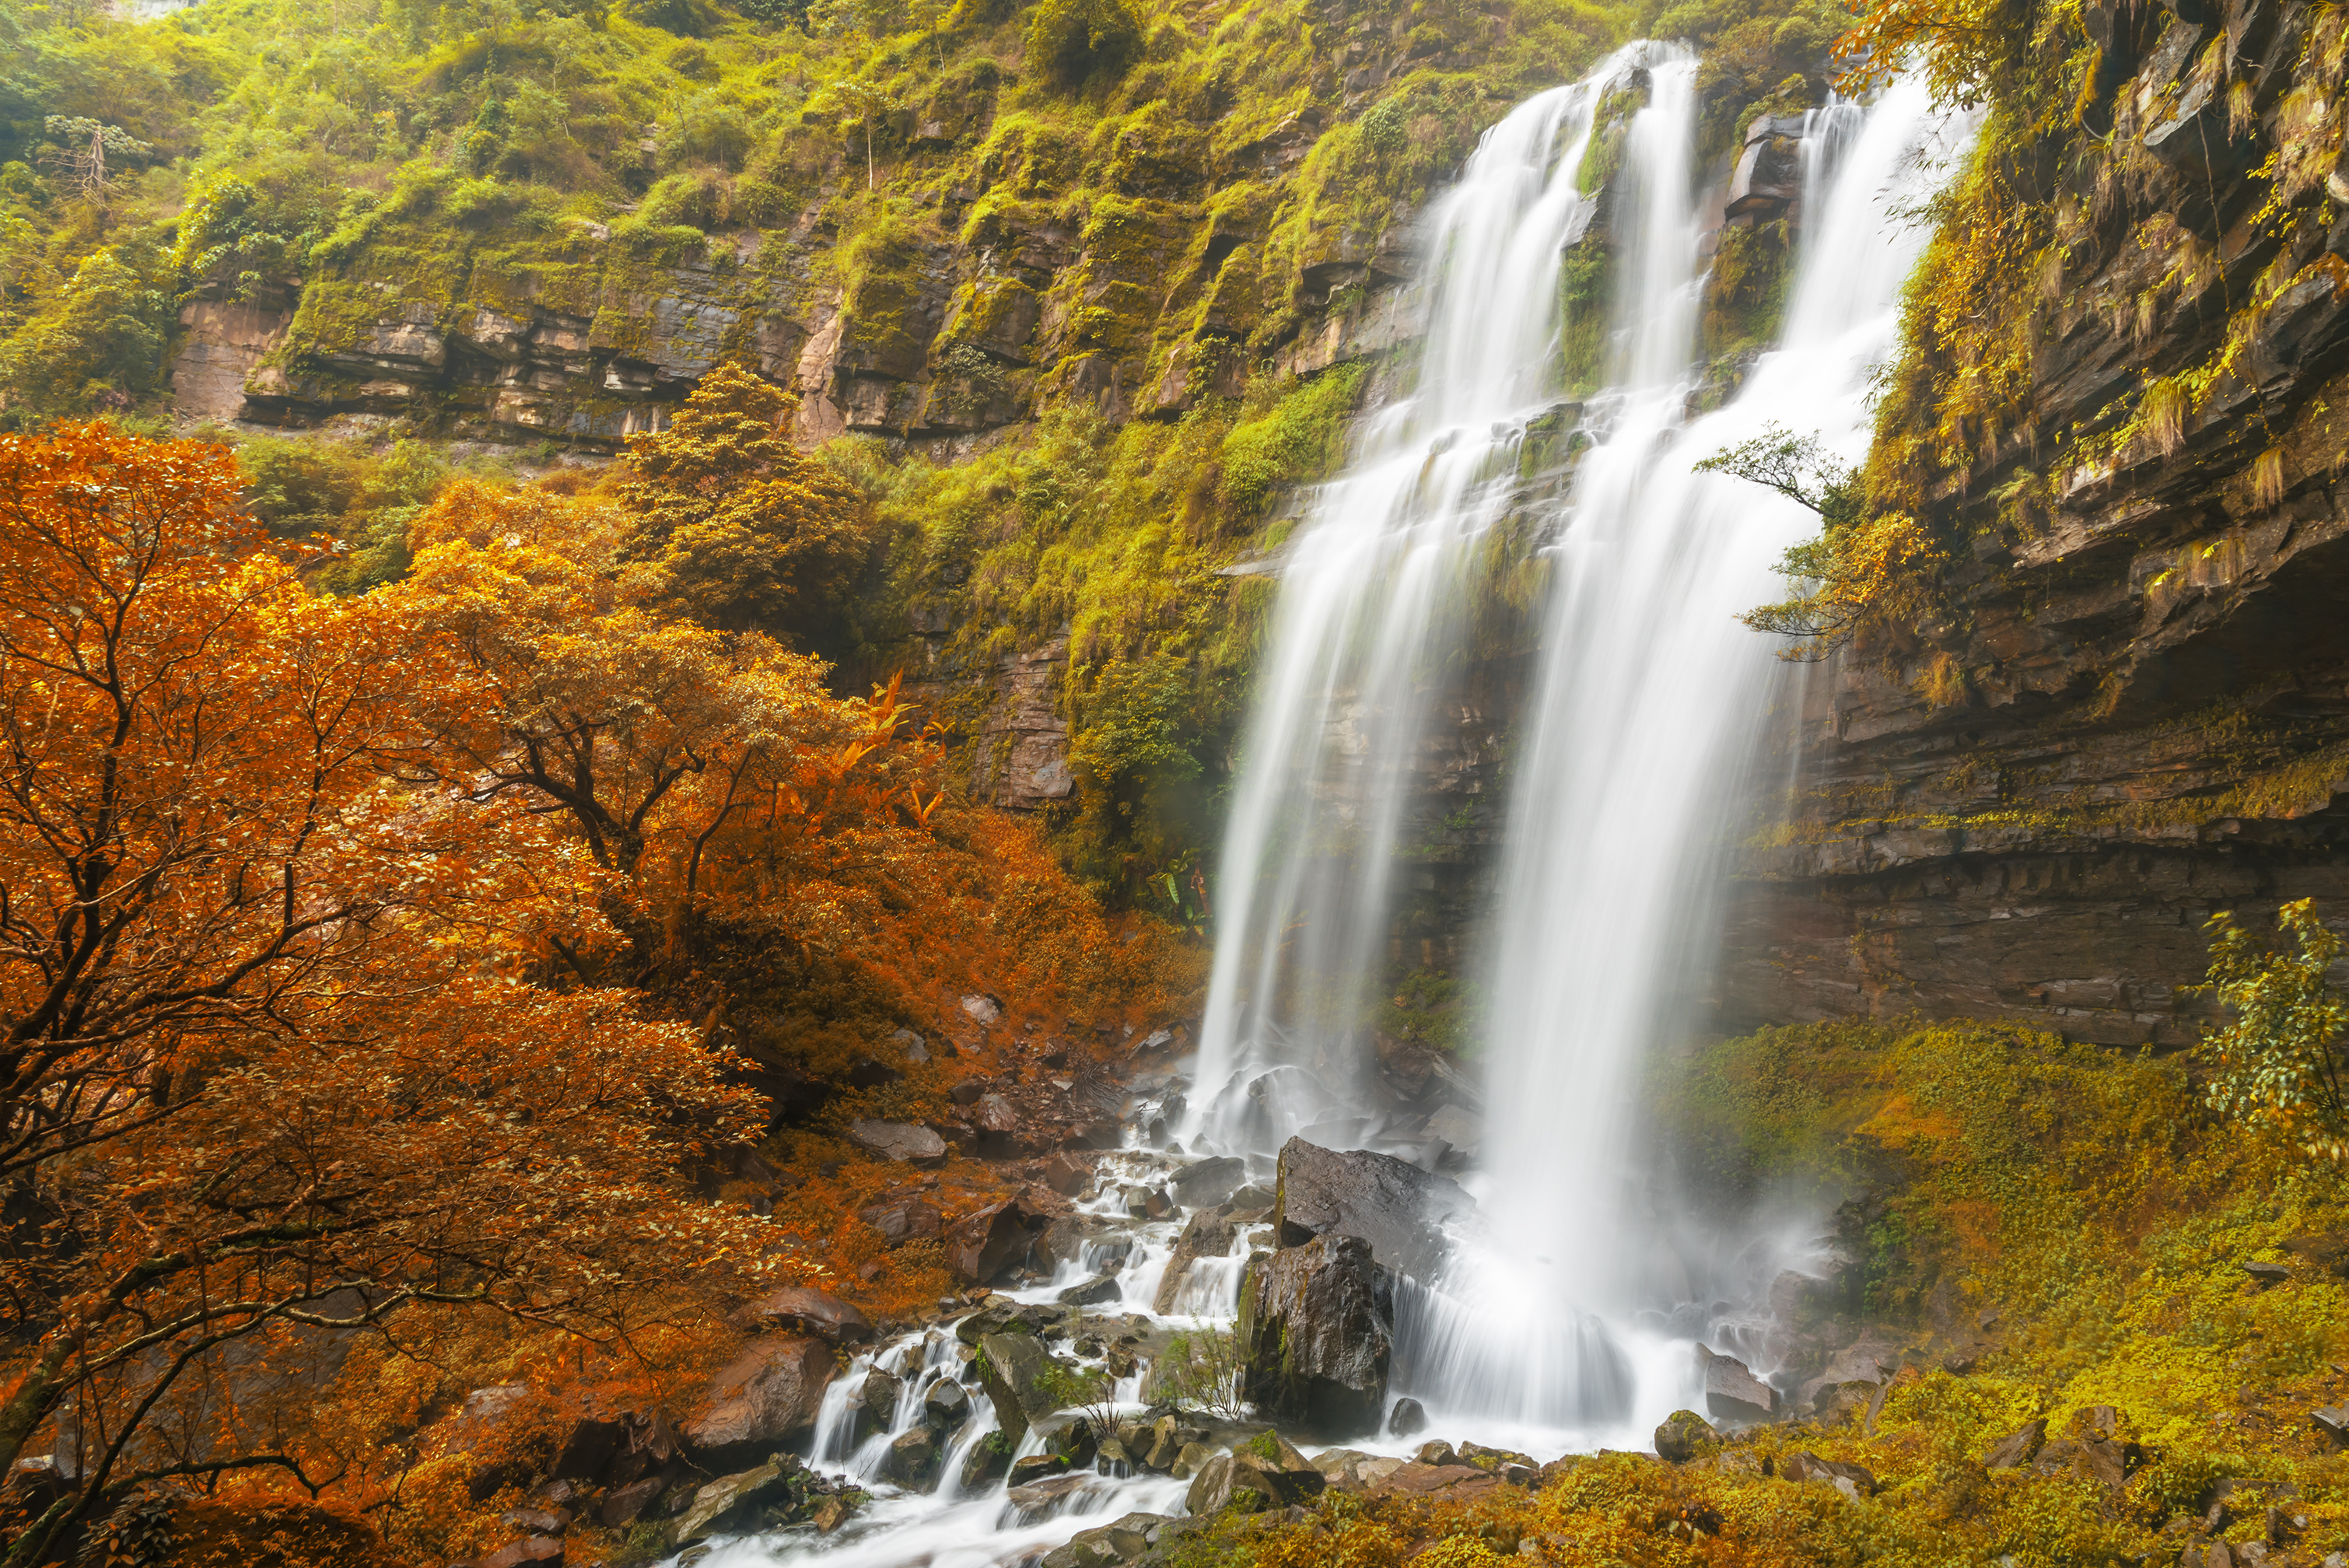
xmin=676 ymin=57 xmax=1967 ymax=1568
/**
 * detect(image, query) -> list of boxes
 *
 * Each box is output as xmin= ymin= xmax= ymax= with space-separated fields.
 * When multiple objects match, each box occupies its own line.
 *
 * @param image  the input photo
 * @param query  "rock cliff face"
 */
xmin=166 ymin=91 xmax=1421 ymax=454
xmin=1717 ymin=0 xmax=2349 ymax=1046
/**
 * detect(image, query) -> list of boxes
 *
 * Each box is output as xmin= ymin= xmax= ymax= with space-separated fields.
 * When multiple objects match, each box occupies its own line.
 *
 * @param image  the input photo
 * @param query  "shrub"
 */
xmin=1023 ymin=0 xmax=1144 ymax=89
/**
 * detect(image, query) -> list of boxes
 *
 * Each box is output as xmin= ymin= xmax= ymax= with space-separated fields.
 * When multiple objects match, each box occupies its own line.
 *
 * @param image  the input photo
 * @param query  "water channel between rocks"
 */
xmin=674 ymin=49 xmax=1967 ymax=1568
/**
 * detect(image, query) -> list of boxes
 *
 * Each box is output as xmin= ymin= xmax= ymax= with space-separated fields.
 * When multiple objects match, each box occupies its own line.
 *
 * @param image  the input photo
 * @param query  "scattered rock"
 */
xmin=1942 ymin=1353 xmax=1977 ymax=1374
xmin=467 ymin=1538 xmax=562 ymax=1568
xmin=675 ymin=1456 xmax=799 ymax=1544
xmin=1313 ymin=1448 xmax=1407 ymax=1491
xmin=855 ymin=1369 xmax=901 ymax=1442
xmin=1273 ymin=1136 xmax=1471 ymax=1281
xmin=1812 ymin=1381 xmax=1878 ymax=1426
xmin=975 ymin=1332 xmax=1076 ymax=1443
xmin=2244 ymin=1260 xmax=2291 ymax=1288
xmin=604 ymin=1410 xmax=681 ymax=1489
xmin=1185 ymin=1446 xmax=1325 ymax=1516
xmin=2314 ymin=1405 xmax=2349 ymax=1447
xmin=959 ymin=1431 xmax=1015 ymax=1491
xmin=1041 ymin=1152 xmax=1094 ymax=1195
xmin=885 ymin=1426 xmax=941 ymax=1489
xmin=1415 ymin=1440 xmax=1456 ymax=1465
xmin=961 ymin=994 xmax=1003 ymax=1026
xmin=954 ymin=1296 xmax=1050 ymax=1344
xmin=849 ymin=1120 xmax=948 ymax=1166
xmin=1170 ymin=1157 xmax=1248 ymax=1209
xmin=862 ymin=1197 xmax=945 ymax=1244
xmin=598 ymin=1477 xmax=663 ymax=1529
xmin=682 ymin=1336 xmax=835 ymax=1465
xmin=923 ymin=1378 xmax=971 ymax=1430
xmin=1654 ymin=1409 xmax=1718 ymax=1462
xmin=548 ymin=1416 xmax=621 ymax=1484
xmin=1387 ymin=1397 xmax=1427 ymax=1437
xmin=1983 ymin=1418 xmax=2048 ymax=1470
xmin=1368 ymin=1461 xmax=1506 ymax=1503
xmin=1238 ymin=1234 xmax=1393 ymax=1436
xmin=1007 ymin=1453 xmax=1070 ymax=1487
xmin=947 ymin=1199 xmax=1048 ymax=1283
xmin=743 ymin=1286 xmax=873 ymax=1344
xmin=1058 ymin=1274 xmax=1123 ymax=1307
xmin=1153 ymin=1210 xmax=1238 ymax=1314
xmin=1696 ymin=1344 xmax=1777 ymax=1425
xmin=1040 ymin=1511 xmax=1167 ymax=1568
xmin=1004 ymin=1472 xmax=1097 ymax=1524
xmin=950 ymin=1079 xmax=989 ymax=1107
xmin=891 ymin=1027 xmax=930 ymax=1063
xmin=1781 ymin=1451 xmax=1877 ymax=1499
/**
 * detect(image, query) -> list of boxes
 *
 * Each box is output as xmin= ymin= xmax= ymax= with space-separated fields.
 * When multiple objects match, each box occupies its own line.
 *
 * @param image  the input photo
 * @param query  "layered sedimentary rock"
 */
xmin=1718 ymin=0 xmax=2349 ymax=1046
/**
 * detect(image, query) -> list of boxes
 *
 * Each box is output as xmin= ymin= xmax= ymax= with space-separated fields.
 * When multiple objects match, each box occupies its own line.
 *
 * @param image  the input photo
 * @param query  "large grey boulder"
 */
xmin=682 ymin=1336 xmax=835 ymax=1464
xmin=975 ymin=1332 xmax=1093 ymax=1444
xmin=1169 ymin=1157 xmax=1248 ymax=1209
xmin=1236 ymin=1234 xmax=1392 ymax=1436
xmin=850 ymin=1119 xmax=947 ymax=1165
xmin=741 ymin=1286 xmax=872 ymax=1344
xmin=1696 ymin=1344 xmax=1777 ymax=1426
xmin=1273 ymin=1137 xmax=1470 ymax=1281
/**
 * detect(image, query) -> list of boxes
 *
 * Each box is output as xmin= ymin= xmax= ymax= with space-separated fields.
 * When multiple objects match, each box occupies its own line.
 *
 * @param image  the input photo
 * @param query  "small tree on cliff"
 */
xmin=0 ymin=425 xmax=786 ymax=1564
xmin=2198 ymin=900 xmax=2349 ymax=1162
xmin=618 ymin=364 xmax=877 ymax=645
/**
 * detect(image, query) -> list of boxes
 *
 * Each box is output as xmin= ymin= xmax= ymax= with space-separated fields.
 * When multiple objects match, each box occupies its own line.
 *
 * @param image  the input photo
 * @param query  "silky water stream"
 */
xmin=678 ymin=65 xmax=1965 ymax=1568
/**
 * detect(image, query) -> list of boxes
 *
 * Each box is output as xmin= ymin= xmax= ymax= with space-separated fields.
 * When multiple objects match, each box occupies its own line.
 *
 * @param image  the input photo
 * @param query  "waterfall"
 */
xmin=1189 ymin=41 xmax=1693 ymax=1154
xmin=1192 ymin=59 xmax=1965 ymax=1437
xmin=1401 ymin=77 xmax=1966 ymax=1438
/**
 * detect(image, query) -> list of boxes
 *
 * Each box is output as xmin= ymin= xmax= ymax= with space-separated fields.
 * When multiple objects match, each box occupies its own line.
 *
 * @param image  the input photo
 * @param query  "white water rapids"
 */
xmin=675 ymin=58 xmax=1966 ymax=1568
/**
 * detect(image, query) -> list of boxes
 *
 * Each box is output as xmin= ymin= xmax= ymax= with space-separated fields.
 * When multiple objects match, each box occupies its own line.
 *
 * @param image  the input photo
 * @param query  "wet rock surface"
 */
xmin=1237 ymin=1234 xmax=1395 ymax=1437
xmin=1272 ymin=1137 xmax=1472 ymax=1282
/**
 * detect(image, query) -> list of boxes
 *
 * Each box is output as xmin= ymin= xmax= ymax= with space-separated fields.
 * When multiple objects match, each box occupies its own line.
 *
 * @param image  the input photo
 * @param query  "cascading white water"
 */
xmin=1397 ymin=78 xmax=1969 ymax=1439
xmin=671 ymin=66 xmax=1969 ymax=1568
xmin=1189 ymin=41 xmax=1691 ymax=1155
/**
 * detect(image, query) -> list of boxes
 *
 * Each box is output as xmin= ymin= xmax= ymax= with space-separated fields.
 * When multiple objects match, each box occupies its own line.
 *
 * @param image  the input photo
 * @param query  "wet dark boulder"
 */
xmin=923 ymin=1377 xmax=972 ymax=1431
xmin=885 ymin=1426 xmax=943 ymax=1489
xmin=1273 ymin=1137 xmax=1470 ymax=1281
xmin=1236 ymin=1234 xmax=1393 ymax=1436
xmin=1057 ymin=1274 xmax=1123 ymax=1307
xmin=1386 ymin=1397 xmax=1427 ymax=1437
xmin=1169 ymin=1157 xmax=1247 ymax=1209
xmin=856 ymin=1369 xmax=902 ymax=1442
xmin=947 ymin=1198 xmax=1049 ymax=1283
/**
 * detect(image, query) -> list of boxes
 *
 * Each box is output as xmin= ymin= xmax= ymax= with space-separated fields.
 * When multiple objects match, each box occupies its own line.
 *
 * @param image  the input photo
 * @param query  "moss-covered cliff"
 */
xmin=1720 ymin=0 xmax=2349 ymax=1048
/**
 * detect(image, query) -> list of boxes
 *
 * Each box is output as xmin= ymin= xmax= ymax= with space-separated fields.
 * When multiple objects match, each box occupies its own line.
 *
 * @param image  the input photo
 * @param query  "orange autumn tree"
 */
xmin=617 ymin=363 xmax=879 ymax=642
xmin=390 ymin=471 xmax=1197 ymax=1046
xmin=389 ymin=478 xmax=941 ymax=984
xmin=0 ymin=427 xmax=786 ymax=1566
